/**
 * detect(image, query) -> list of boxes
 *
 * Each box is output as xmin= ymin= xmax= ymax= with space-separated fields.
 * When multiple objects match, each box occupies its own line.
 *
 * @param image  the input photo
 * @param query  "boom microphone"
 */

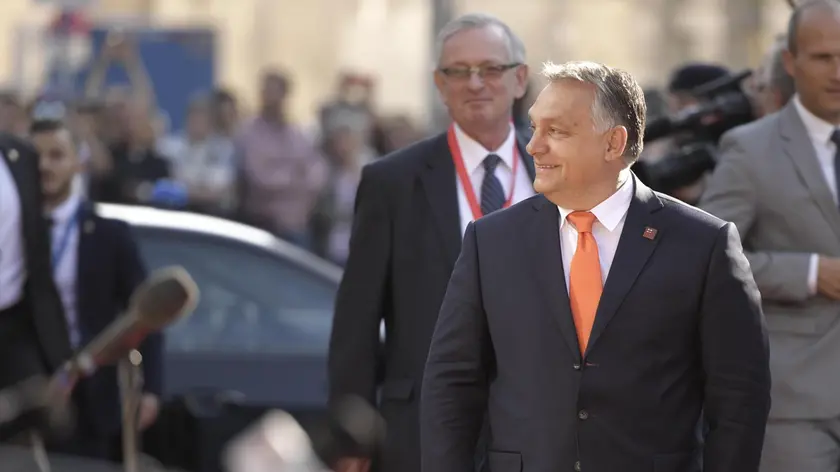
xmin=57 ymin=266 xmax=199 ymax=385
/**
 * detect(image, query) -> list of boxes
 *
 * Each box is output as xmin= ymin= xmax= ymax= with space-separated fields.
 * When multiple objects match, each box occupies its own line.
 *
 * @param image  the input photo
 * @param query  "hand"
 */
xmin=104 ymin=32 xmax=137 ymax=61
xmin=333 ymin=457 xmax=371 ymax=472
xmin=137 ymin=394 xmax=160 ymax=431
xmin=817 ymin=256 xmax=840 ymax=300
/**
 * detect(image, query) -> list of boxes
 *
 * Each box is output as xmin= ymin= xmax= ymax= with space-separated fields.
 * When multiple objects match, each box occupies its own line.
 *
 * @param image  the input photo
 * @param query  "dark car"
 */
xmin=96 ymin=203 xmax=342 ymax=471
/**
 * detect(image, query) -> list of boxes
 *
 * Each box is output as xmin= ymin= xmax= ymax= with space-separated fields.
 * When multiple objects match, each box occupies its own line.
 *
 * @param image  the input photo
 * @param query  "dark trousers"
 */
xmin=0 ymin=298 xmax=52 ymax=442
xmin=49 ymin=432 xmax=115 ymax=462
xmin=0 ymin=298 xmax=49 ymax=388
xmin=48 ymin=377 xmax=120 ymax=462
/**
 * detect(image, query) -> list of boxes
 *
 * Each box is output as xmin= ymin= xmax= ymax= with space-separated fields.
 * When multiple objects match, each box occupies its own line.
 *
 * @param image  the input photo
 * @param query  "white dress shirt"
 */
xmin=0 ymin=154 xmax=25 ymax=310
xmin=792 ymin=96 xmax=839 ymax=295
xmin=50 ymin=192 xmax=82 ymax=347
xmin=453 ymin=123 xmax=536 ymax=235
xmin=556 ymin=175 xmax=634 ymax=291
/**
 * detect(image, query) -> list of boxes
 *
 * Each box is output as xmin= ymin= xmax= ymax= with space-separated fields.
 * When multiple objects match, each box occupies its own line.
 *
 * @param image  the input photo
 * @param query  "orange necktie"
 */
xmin=567 ymin=211 xmax=603 ymax=354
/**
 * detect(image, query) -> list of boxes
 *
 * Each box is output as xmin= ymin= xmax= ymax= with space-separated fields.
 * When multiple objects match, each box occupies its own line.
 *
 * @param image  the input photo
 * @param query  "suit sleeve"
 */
xmin=700 ymin=222 xmax=771 ymax=472
xmin=328 ymin=164 xmax=391 ymax=406
xmin=700 ymin=133 xmax=812 ymax=302
xmin=113 ymin=222 xmax=163 ymax=396
xmin=421 ymin=222 xmax=492 ymax=472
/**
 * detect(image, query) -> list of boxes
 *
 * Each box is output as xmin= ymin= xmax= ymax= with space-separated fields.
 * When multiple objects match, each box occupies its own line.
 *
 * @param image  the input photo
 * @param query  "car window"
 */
xmin=132 ymin=227 xmax=337 ymax=354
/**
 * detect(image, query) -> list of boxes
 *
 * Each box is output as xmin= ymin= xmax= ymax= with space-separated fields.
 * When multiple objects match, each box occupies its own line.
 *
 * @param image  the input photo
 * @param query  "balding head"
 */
xmin=783 ymin=0 xmax=840 ymax=123
xmin=787 ymin=0 xmax=840 ymax=54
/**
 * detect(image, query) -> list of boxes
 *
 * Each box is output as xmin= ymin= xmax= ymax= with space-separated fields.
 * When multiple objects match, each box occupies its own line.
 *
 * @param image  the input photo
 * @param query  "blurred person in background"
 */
xmin=700 ymin=2 xmax=840 ymax=470
xmin=84 ymin=31 xmax=156 ymax=145
xmin=659 ymin=63 xmax=731 ymax=204
xmin=328 ymin=13 xmax=534 ymax=472
xmin=82 ymin=30 xmax=174 ymax=207
xmin=320 ymin=73 xmax=376 ymax=144
xmin=310 ymin=115 xmax=377 ymax=265
xmin=236 ymin=70 xmax=328 ymax=248
xmin=65 ymin=99 xmax=113 ymax=194
xmin=210 ymin=87 xmax=241 ymax=139
xmin=158 ymin=93 xmax=237 ymax=216
xmin=87 ymin=95 xmax=171 ymax=206
xmin=751 ymin=35 xmax=796 ymax=117
xmin=32 ymin=119 xmax=162 ymax=460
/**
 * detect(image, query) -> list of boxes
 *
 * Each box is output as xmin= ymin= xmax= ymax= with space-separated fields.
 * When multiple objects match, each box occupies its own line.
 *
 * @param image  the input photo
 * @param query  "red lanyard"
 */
xmin=447 ymin=124 xmax=519 ymax=221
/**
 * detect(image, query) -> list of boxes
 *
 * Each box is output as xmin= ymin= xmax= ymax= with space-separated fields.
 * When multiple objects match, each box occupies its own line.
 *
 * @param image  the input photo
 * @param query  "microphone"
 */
xmin=56 ymin=266 xmax=199 ymax=387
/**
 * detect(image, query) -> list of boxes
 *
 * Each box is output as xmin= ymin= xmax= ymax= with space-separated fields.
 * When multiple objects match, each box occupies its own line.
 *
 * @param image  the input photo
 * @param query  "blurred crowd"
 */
xmin=2 ymin=33 xmax=430 ymax=266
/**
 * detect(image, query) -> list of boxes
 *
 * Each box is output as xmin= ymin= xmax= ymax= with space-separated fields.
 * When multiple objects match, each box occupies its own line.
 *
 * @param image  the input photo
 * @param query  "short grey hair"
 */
xmin=434 ymin=13 xmax=526 ymax=67
xmin=541 ymin=61 xmax=647 ymax=162
xmin=767 ymin=36 xmax=796 ymax=104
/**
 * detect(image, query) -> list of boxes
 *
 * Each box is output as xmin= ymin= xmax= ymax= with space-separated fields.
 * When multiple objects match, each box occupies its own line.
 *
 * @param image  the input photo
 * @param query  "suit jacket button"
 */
xmin=574 ymin=460 xmax=581 ymax=471
xmin=573 ymin=363 xmax=581 ymax=370
xmin=578 ymin=410 xmax=589 ymax=420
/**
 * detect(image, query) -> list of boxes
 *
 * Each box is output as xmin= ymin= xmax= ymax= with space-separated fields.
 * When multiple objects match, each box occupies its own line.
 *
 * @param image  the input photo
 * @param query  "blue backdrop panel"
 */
xmin=73 ymin=27 xmax=216 ymax=132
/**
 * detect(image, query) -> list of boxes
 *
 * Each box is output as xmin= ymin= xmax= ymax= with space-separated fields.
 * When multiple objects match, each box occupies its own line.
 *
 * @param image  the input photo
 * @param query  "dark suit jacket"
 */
xmin=328 ymin=131 xmax=535 ymax=472
xmin=421 ymin=177 xmax=771 ymax=472
xmin=72 ymin=203 xmax=163 ymax=437
xmin=0 ymin=135 xmax=71 ymax=383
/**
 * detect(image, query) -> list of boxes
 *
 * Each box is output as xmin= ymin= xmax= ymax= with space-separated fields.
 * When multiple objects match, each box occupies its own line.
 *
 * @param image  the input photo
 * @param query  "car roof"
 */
xmin=95 ymin=203 xmax=343 ymax=284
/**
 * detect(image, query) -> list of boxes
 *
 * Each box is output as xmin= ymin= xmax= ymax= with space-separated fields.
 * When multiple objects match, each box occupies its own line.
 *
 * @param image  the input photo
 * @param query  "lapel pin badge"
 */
xmin=643 ymin=227 xmax=658 ymax=240
xmin=83 ymin=221 xmax=95 ymax=234
xmin=8 ymin=149 xmax=18 ymax=162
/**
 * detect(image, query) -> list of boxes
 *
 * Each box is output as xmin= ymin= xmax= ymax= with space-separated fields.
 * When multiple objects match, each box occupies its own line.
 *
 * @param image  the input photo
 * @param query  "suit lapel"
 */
xmin=778 ymin=104 xmax=840 ymax=239
xmin=75 ymin=204 xmax=97 ymax=343
xmin=420 ymin=133 xmax=462 ymax=264
xmin=528 ymin=196 xmax=581 ymax=360
xmin=585 ymin=176 xmax=664 ymax=357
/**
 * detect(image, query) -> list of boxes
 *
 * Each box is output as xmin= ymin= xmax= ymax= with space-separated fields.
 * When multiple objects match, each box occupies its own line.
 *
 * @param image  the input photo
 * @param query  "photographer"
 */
xmin=700 ymin=1 xmax=840 ymax=470
xmin=665 ymin=63 xmax=730 ymax=115
xmin=634 ymin=64 xmax=755 ymax=203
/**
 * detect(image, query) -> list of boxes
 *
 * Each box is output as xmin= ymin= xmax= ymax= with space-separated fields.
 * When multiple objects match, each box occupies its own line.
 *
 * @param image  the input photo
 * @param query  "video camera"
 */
xmin=634 ymin=70 xmax=755 ymax=194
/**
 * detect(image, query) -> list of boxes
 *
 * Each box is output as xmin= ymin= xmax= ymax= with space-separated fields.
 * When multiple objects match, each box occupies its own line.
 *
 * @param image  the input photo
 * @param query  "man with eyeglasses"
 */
xmin=328 ymin=12 xmax=535 ymax=472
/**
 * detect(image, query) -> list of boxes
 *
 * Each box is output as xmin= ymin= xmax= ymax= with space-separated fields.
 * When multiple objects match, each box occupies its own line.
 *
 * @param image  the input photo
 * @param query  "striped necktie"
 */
xmin=480 ymin=154 xmax=505 ymax=215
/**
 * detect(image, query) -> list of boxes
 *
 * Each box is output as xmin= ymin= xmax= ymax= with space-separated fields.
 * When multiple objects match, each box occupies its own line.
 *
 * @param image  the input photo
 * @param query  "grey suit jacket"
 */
xmin=701 ymin=101 xmax=840 ymax=420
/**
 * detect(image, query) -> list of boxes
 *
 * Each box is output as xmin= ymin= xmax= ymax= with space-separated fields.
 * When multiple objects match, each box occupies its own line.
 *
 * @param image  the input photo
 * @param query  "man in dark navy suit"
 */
xmin=329 ymin=13 xmax=536 ymax=472
xmin=31 ymin=119 xmax=163 ymax=461
xmin=422 ymin=61 xmax=771 ymax=472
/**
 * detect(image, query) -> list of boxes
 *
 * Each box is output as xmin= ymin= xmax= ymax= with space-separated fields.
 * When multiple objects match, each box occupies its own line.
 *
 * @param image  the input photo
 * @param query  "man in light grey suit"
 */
xmin=701 ymin=1 xmax=840 ymax=471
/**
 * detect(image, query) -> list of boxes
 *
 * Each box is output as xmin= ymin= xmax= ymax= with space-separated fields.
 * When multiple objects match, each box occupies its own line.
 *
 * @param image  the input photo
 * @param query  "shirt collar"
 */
xmin=452 ymin=122 xmax=516 ymax=174
xmin=51 ymin=191 xmax=82 ymax=226
xmin=793 ymin=94 xmax=836 ymax=145
xmin=556 ymin=172 xmax=634 ymax=232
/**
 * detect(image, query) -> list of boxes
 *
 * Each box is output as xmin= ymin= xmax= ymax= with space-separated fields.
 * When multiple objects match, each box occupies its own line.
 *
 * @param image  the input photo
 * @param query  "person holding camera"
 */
xmin=701 ymin=2 xmax=840 ymax=471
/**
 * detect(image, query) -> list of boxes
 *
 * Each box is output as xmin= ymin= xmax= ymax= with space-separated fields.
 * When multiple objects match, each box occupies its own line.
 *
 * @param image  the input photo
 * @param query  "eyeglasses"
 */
xmin=438 ymin=63 xmax=521 ymax=81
